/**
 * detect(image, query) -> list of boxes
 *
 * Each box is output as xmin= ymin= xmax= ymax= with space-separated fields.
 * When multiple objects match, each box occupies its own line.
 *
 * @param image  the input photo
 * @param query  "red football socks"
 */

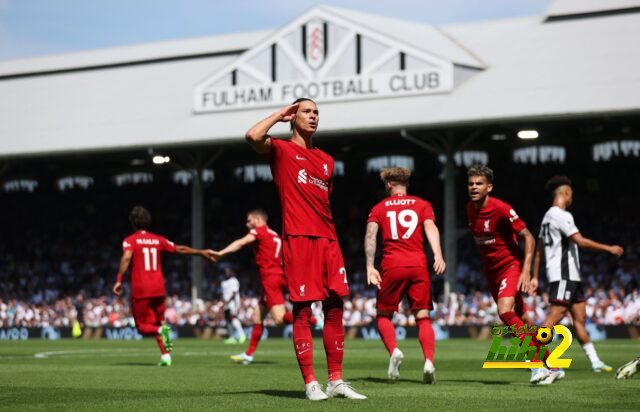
xmin=245 ymin=323 xmax=263 ymax=356
xmin=136 ymin=323 xmax=160 ymax=335
xmin=416 ymin=317 xmax=435 ymax=362
xmin=292 ymin=303 xmax=316 ymax=384
xmin=154 ymin=335 xmax=169 ymax=355
xmin=284 ymin=311 xmax=317 ymax=326
xmin=376 ymin=315 xmax=397 ymax=355
xmin=500 ymin=311 xmax=548 ymax=362
xmin=283 ymin=311 xmax=293 ymax=324
xmin=323 ymin=299 xmax=344 ymax=382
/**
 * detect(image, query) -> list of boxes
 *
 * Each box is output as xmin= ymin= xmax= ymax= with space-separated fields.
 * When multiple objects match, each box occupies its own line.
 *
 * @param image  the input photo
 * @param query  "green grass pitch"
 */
xmin=1 ymin=338 xmax=638 ymax=411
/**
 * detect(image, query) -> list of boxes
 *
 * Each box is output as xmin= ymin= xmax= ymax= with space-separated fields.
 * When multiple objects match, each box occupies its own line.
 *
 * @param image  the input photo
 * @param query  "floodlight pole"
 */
xmin=400 ymin=130 xmax=478 ymax=306
xmin=442 ymin=135 xmax=457 ymax=307
xmin=190 ymin=167 xmax=204 ymax=302
xmin=171 ymin=148 xmax=224 ymax=303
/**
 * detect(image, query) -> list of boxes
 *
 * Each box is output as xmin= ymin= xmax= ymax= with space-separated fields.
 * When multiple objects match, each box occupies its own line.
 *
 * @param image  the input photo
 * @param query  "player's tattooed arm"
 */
xmin=365 ymin=222 xmax=382 ymax=289
xmin=517 ymin=228 xmax=535 ymax=292
xmin=530 ymin=241 xmax=543 ymax=295
xmin=245 ymin=103 xmax=300 ymax=154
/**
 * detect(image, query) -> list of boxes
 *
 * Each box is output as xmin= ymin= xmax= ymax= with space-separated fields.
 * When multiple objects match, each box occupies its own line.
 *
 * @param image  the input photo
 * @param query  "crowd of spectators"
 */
xmin=1 ymin=163 xmax=638 ymax=330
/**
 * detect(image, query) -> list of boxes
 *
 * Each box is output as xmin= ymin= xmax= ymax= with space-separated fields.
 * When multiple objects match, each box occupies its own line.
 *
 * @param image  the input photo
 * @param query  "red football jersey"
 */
xmin=466 ymin=197 xmax=526 ymax=275
xmin=367 ymin=193 xmax=435 ymax=271
xmin=122 ymin=230 xmax=176 ymax=298
xmin=268 ymin=138 xmax=337 ymax=240
xmin=249 ymin=224 xmax=284 ymax=278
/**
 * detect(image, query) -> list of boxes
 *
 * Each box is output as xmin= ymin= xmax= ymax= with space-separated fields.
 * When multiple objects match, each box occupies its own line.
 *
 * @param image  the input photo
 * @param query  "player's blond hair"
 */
xmin=380 ymin=167 xmax=412 ymax=185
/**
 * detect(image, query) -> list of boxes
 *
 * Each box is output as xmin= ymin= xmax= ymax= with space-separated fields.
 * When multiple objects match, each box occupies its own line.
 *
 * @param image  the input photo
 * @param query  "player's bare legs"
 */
xmin=415 ymin=309 xmax=436 ymax=384
xmin=570 ymin=302 xmax=610 ymax=371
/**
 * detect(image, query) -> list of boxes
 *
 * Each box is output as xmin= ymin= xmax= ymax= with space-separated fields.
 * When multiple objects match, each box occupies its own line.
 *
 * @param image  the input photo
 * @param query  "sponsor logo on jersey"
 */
xmin=474 ymin=235 xmax=496 ymax=245
xmin=297 ymin=169 xmax=329 ymax=191
xmin=297 ymin=169 xmax=308 ymax=184
xmin=508 ymin=209 xmax=519 ymax=223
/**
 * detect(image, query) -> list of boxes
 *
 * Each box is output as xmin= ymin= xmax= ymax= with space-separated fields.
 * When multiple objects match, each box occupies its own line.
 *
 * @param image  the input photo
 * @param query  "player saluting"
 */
xmin=365 ymin=167 xmax=445 ymax=383
xmin=113 ymin=206 xmax=213 ymax=366
xmin=245 ymin=98 xmax=366 ymax=400
xmin=211 ymin=209 xmax=316 ymax=364
xmin=466 ymin=165 xmax=556 ymax=385
xmin=532 ymin=176 xmax=624 ymax=375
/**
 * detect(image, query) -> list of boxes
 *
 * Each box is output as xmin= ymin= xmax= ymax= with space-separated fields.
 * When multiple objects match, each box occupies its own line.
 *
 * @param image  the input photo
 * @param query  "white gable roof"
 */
xmin=0 ymin=5 xmax=639 ymax=158
xmin=317 ymin=6 xmax=485 ymax=69
xmin=545 ymin=0 xmax=640 ymax=18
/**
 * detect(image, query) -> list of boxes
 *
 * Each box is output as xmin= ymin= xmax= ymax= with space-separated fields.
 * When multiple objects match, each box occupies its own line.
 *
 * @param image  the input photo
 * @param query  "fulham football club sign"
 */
xmin=193 ymin=7 xmax=458 ymax=113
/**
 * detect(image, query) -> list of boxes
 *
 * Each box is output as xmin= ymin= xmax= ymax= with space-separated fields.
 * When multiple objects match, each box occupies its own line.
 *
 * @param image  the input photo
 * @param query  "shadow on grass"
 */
xmin=350 ymin=376 xmax=423 ymax=384
xmin=441 ymin=379 xmax=512 ymax=385
xmin=246 ymin=360 xmax=276 ymax=365
xmin=225 ymin=389 xmax=304 ymax=399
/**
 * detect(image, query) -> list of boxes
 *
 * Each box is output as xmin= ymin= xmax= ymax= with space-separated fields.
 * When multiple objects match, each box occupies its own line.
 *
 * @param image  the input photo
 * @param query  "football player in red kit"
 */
xmin=365 ymin=167 xmax=446 ymax=383
xmin=210 ymin=209 xmax=316 ymax=364
xmin=466 ymin=164 xmax=556 ymax=384
xmin=245 ymin=99 xmax=366 ymax=400
xmin=113 ymin=206 xmax=212 ymax=366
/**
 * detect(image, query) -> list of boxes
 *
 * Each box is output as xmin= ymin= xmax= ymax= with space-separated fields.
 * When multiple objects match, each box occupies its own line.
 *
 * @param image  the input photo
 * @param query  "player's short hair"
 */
xmin=247 ymin=209 xmax=268 ymax=221
xmin=380 ymin=167 xmax=412 ymax=185
xmin=545 ymin=175 xmax=572 ymax=194
xmin=129 ymin=206 xmax=151 ymax=230
xmin=290 ymin=97 xmax=316 ymax=131
xmin=467 ymin=164 xmax=494 ymax=184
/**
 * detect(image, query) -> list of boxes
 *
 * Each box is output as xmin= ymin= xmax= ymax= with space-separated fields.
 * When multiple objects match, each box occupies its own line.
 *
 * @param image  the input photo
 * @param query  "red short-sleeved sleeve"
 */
xmin=122 ymin=237 xmax=133 ymax=251
xmin=500 ymin=202 xmax=526 ymax=233
xmin=161 ymin=237 xmax=176 ymax=253
xmin=367 ymin=204 xmax=381 ymax=225
xmin=422 ymin=201 xmax=436 ymax=223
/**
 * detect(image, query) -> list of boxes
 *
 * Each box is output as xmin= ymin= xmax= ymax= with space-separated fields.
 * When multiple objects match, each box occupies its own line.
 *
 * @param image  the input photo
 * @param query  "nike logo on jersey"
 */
xmin=295 ymin=155 xmax=306 ymax=160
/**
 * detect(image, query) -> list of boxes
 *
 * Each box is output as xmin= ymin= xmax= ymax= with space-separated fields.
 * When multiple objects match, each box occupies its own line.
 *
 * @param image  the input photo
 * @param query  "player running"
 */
xmin=365 ymin=167 xmax=446 ymax=383
xmin=112 ymin=206 xmax=213 ymax=366
xmin=210 ymin=209 xmax=315 ymax=363
xmin=466 ymin=164 xmax=556 ymax=384
xmin=221 ymin=267 xmax=246 ymax=344
xmin=532 ymin=176 xmax=624 ymax=374
xmin=245 ymin=98 xmax=366 ymax=400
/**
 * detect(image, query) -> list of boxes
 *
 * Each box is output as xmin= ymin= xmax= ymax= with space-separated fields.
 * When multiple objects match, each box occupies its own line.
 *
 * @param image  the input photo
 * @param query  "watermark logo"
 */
xmin=482 ymin=324 xmax=572 ymax=369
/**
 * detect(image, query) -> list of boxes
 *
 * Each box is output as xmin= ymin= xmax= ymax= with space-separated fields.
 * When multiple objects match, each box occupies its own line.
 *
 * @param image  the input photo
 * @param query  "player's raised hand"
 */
xmin=278 ymin=103 xmax=299 ymax=122
xmin=367 ymin=266 xmax=382 ymax=289
xmin=517 ymin=271 xmax=530 ymax=293
xmin=609 ymin=245 xmax=624 ymax=256
xmin=528 ymin=277 xmax=538 ymax=296
xmin=113 ymin=282 xmax=122 ymax=296
xmin=433 ymin=255 xmax=446 ymax=276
